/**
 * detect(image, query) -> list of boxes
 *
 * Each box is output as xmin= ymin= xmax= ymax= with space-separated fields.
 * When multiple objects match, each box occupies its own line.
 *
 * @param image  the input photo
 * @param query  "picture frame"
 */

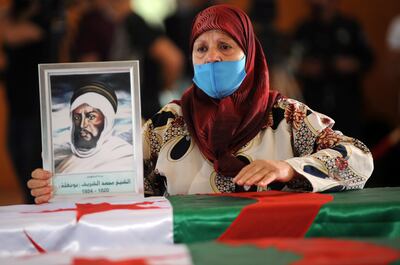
xmin=38 ymin=61 xmax=143 ymax=201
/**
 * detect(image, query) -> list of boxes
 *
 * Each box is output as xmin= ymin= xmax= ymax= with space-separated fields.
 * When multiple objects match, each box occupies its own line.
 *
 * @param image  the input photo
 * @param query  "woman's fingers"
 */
xmin=233 ymin=163 xmax=263 ymax=185
xmin=30 ymin=186 xmax=52 ymax=198
xmin=31 ymin=168 xmax=52 ymax=180
xmin=35 ymin=193 xmax=52 ymax=204
xmin=232 ymin=164 xmax=251 ymax=183
xmin=28 ymin=168 xmax=53 ymax=204
xmin=27 ymin=178 xmax=50 ymax=189
xmin=242 ymin=169 xmax=274 ymax=186
xmin=234 ymin=160 xmax=274 ymax=185
xmin=257 ymin=173 xmax=278 ymax=187
xmin=233 ymin=160 xmax=296 ymax=187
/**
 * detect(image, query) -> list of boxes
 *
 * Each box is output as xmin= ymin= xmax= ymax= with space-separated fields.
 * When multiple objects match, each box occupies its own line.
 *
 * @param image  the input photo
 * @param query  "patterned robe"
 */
xmin=142 ymin=97 xmax=373 ymax=196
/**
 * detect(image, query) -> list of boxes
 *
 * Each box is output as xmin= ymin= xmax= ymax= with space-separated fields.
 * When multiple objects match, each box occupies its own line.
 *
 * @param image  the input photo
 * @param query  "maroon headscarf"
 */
xmin=179 ymin=4 xmax=279 ymax=178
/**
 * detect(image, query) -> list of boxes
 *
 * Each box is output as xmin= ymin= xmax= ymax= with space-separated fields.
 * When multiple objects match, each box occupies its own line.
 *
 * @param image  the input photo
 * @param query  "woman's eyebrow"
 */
xmin=217 ymin=38 xmax=235 ymax=44
xmin=193 ymin=40 xmax=207 ymax=45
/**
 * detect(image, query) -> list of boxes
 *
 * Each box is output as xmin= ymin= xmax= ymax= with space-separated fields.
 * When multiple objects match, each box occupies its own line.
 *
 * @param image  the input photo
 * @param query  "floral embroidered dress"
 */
xmin=142 ymin=97 xmax=373 ymax=196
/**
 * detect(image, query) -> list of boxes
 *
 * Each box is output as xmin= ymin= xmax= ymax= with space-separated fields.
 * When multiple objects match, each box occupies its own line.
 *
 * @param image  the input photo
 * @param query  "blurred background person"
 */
xmin=69 ymin=0 xmax=113 ymax=62
xmin=293 ymin=0 xmax=374 ymax=139
xmin=248 ymin=0 xmax=303 ymax=100
xmin=2 ymin=0 xmax=64 ymax=203
xmin=69 ymin=0 xmax=184 ymax=120
xmin=109 ymin=0 xmax=184 ymax=120
xmin=164 ymin=0 xmax=209 ymax=84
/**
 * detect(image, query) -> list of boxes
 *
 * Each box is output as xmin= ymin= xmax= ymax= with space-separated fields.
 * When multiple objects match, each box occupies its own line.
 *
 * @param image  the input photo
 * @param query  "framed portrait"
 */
xmin=38 ymin=61 xmax=143 ymax=201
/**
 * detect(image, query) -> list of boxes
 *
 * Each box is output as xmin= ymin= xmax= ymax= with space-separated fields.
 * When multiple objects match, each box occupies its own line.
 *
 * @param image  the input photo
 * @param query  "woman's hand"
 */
xmin=233 ymin=160 xmax=296 ymax=188
xmin=27 ymin=169 xmax=53 ymax=204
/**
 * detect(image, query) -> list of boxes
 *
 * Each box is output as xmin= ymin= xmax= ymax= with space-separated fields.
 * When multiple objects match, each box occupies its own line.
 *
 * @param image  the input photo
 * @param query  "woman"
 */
xmin=28 ymin=5 xmax=373 ymax=203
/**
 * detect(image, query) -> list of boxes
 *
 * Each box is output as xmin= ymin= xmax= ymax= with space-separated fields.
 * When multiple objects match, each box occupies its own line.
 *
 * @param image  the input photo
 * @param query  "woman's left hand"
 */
xmin=233 ymin=160 xmax=296 ymax=188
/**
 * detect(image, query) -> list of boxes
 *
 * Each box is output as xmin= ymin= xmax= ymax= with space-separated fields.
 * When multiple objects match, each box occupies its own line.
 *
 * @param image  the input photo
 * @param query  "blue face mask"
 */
xmin=193 ymin=56 xmax=246 ymax=99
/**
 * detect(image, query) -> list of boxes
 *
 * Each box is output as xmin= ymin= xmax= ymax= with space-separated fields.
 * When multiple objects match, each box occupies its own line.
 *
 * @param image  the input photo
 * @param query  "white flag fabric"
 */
xmin=0 ymin=196 xmax=173 ymax=257
xmin=0 ymin=244 xmax=192 ymax=265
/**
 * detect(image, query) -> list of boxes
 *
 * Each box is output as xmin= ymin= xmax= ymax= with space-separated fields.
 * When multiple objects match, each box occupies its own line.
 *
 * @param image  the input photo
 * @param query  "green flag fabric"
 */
xmin=168 ymin=188 xmax=400 ymax=243
xmin=306 ymin=187 xmax=400 ymax=238
xmin=168 ymin=194 xmax=256 ymax=243
xmin=188 ymin=238 xmax=400 ymax=265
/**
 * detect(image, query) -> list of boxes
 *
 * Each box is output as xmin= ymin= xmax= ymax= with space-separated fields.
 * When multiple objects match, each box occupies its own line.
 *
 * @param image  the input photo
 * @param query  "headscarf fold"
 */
xmin=179 ymin=4 xmax=280 ymax=178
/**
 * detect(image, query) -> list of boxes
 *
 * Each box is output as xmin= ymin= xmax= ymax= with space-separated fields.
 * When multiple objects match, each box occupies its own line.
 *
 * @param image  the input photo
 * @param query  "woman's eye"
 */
xmin=88 ymin=114 xmax=96 ymax=120
xmin=73 ymin=115 xmax=80 ymax=121
xmin=196 ymin=46 xmax=207 ymax=53
xmin=220 ymin=43 xmax=231 ymax=50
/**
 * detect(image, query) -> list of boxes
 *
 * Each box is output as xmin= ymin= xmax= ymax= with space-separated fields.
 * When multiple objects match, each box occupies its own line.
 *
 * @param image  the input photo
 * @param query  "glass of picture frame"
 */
xmin=38 ymin=61 xmax=143 ymax=202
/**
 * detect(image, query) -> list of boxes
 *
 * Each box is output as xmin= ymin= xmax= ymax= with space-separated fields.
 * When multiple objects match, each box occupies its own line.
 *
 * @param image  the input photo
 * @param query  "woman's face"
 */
xmin=192 ymin=30 xmax=245 ymax=65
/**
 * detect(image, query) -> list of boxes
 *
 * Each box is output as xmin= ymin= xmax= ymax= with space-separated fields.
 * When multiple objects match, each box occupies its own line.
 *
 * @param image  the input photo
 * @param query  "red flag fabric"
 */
xmin=222 ymin=238 xmax=400 ymax=265
xmin=217 ymin=191 xmax=333 ymax=240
